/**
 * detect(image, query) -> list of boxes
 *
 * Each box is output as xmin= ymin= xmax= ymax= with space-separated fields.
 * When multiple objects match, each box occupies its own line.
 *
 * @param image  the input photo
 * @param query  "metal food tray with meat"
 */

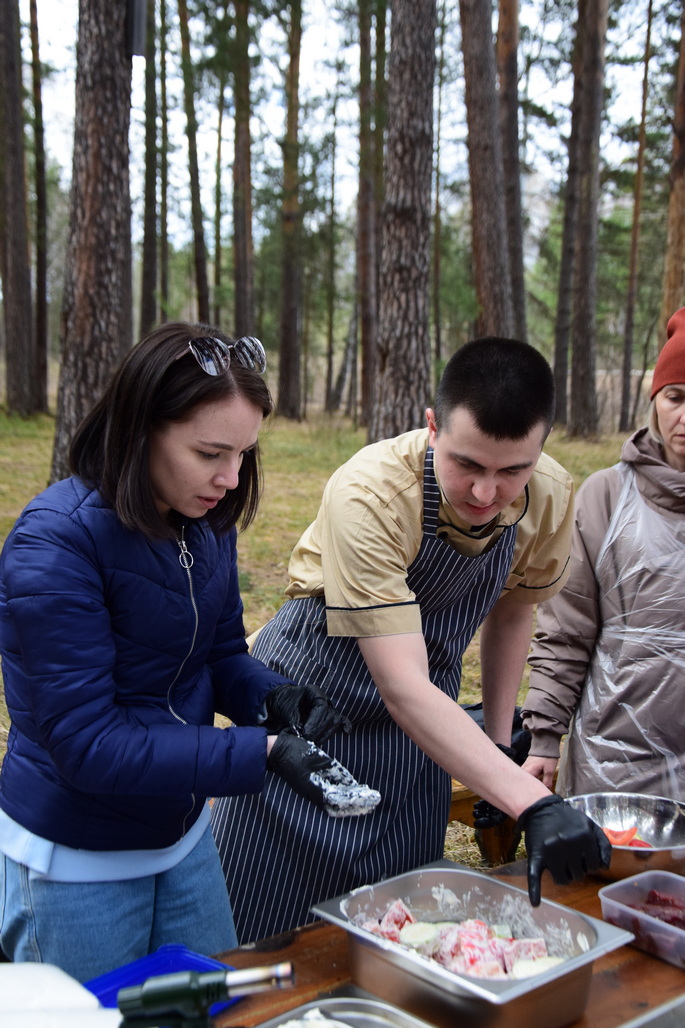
xmin=312 ymin=860 xmax=633 ymax=1028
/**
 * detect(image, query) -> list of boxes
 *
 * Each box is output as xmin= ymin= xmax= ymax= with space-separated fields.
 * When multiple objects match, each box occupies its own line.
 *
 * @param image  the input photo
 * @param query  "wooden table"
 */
xmin=211 ymin=862 xmax=685 ymax=1028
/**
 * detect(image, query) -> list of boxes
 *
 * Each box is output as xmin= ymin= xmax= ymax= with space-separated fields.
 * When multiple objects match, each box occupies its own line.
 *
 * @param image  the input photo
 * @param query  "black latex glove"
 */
xmin=472 ymin=744 xmax=518 ymax=829
xmin=518 ymin=794 xmax=612 ymax=906
xmin=259 ymin=682 xmax=351 ymax=744
xmin=266 ymin=730 xmax=336 ymax=809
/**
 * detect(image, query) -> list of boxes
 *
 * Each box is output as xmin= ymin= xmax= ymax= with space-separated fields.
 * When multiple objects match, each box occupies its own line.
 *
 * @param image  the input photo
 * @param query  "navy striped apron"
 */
xmin=211 ymin=448 xmax=518 ymax=943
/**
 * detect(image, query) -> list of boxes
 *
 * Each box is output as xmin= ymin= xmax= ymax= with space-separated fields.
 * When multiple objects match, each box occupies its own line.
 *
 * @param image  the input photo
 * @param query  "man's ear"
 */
xmin=426 ymin=408 xmax=438 ymax=444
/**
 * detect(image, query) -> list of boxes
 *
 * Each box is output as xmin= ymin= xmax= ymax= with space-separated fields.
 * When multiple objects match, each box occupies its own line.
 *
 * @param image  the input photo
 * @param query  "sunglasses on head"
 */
xmin=183 ymin=335 xmax=267 ymax=375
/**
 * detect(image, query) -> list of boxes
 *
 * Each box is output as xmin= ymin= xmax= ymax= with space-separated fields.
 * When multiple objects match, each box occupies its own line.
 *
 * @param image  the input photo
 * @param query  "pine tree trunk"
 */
xmin=324 ymin=77 xmax=339 ymax=413
xmin=553 ymin=0 xmax=585 ymax=427
xmin=140 ymin=0 xmax=158 ymax=338
xmin=331 ymin=302 xmax=358 ymax=413
xmin=358 ymin=0 xmax=377 ymax=427
xmin=620 ymin=0 xmax=652 ymax=432
xmin=0 ymin=0 xmax=38 ymax=416
xmin=214 ymin=60 xmax=227 ymax=328
xmin=659 ymin=7 xmax=685 ymax=348
xmin=50 ymin=0 xmax=133 ymax=482
xmin=277 ymin=0 xmax=302 ymax=420
xmin=178 ymin=0 xmax=210 ymax=323
xmin=497 ymin=0 xmax=526 ymax=341
xmin=159 ymin=0 xmax=169 ymax=321
xmin=459 ymin=0 xmax=514 ymax=337
xmin=569 ymin=0 xmax=608 ymax=438
xmin=29 ymin=0 xmax=48 ymax=411
xmin=373 ymin=0 xmax=387 ymax=318
xmin=369 ymin=0 xmax=435 ymax=442
xmin=433 ymin=0 xmax=447 ymax=374
xmin=233 ymin=0 xmax=254 ymax=336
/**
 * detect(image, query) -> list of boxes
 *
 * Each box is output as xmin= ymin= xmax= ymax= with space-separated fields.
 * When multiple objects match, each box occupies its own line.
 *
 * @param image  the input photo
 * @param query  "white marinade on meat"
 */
xmin=304 ymin=740 xmax=382 ymax=817
xmin=355 ymin=897 xmax=567 ymax=980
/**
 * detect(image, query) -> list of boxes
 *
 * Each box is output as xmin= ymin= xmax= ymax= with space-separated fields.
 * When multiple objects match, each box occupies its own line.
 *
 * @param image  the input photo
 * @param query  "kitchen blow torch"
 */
xmin=117 ymin=961 xmax=295 ymax=1028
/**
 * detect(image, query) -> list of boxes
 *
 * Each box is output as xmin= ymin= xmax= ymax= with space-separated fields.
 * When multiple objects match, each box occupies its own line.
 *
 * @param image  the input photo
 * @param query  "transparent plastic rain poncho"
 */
xmin=556 ymin=461 xmax=685 ymax=799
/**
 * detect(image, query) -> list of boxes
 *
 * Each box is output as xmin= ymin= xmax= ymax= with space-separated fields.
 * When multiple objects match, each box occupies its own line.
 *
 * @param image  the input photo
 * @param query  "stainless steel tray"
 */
xmin=255 ymin=993 xmax=436 ymax=1028
xmin=312 ymin=860 xmax=633 ymax=1028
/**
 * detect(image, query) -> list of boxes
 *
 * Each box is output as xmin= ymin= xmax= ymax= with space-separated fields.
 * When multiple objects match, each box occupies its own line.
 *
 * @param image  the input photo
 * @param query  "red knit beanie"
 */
xmin=651 ymin=307 xmax=685 ymax=398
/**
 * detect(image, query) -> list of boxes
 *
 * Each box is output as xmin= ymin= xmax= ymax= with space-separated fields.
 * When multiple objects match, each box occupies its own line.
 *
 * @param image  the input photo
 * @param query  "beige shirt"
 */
xmin=286 ymin=429 xmax=574 ymax=637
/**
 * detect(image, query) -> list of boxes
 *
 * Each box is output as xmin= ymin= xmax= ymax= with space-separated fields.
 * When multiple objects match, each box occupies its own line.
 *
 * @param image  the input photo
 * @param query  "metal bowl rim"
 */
xmin=565 ymin=792 xmax=685 ymax=852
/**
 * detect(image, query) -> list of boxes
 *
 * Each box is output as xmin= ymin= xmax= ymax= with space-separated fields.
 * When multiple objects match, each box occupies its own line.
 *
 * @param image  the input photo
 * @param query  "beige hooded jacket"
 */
xmin=522 ymin=428 xmax=685 ymax=799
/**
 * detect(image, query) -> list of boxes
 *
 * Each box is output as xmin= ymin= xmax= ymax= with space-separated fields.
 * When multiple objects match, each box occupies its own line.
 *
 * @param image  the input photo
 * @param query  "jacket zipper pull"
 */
xmin=178 ymin=527 xmax=194 ymax=569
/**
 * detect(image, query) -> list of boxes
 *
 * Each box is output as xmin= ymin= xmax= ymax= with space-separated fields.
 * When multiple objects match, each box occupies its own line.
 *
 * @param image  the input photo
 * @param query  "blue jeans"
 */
xmin=0 ymin=825 xmax=237 ymax=982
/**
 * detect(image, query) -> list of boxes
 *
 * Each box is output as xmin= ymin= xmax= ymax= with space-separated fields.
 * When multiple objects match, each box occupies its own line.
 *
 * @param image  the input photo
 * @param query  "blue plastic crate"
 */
xmin=84 ymin=943 xmax=237 ymax=1017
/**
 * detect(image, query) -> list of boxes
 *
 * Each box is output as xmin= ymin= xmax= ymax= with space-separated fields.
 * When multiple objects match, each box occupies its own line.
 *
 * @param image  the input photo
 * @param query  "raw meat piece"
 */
xmin=358 ymin=897 xmax=567 ymax=981
xmin=629 ymin=888 xmax=685 ymax=930
xmin=645 ymin=890 xmax=685 ymax=912
xmin=309 ymin=752 xmax=382 ymax=818
xmin=378 ymin=899 xmax=415 ymax=942
xmin=457 ymin=918 xmax=490 ymax=938
xmin=448 ymin=955 xmax=507 ymax=979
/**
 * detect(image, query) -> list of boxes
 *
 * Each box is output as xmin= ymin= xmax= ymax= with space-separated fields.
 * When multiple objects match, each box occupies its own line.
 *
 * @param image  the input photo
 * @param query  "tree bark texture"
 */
xmin=277 ymin=0 xmax=303 ymax=420
xmin=50 ymin=0 xmax=133 ymax=482
xmin=140 ymin=0 xmax=158 ymax=338
xmin=553 ymin=0 xmax=585 ymax=426
xmin=324 ymin=74 xmax=339 ymax=413
xmin=0 ymin=0 xmax=38 ymax=416
xmin=459 ymin=0 xmax=514 ymax=338
xmin=497 ymin=0 xmax=526 ymax=341
xmin=214 ymin=68 xmax=226 ymax=328
xmin=159 ymin=0 xmax=169 ymax=320
xmin=178 ymin=0 xmax=210 ymax=324
xmin=233 ymin=0 xmax=255 ymax=336
xmin=620 ymin=0 xmax=652 ymax=432
xmin=433 ymin=0 xmax=447 ymax=373
xmin=659 ymin=6 xmax=685 ymax=348
xmin=369 ymin=0 xmax=435 ymax=442
xmin=569 ymin=0 xmax=608 ymax=437
xmin=373 ymin=0 xmax=388 ymax=315
xmin=29 ymin=0 xmax=48 ymax=411
xmin=358 ymin=0 xmax=377 ymax=427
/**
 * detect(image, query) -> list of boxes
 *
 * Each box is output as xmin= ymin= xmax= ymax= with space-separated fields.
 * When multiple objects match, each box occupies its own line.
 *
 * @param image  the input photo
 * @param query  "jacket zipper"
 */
xmin=167 ymin=524 xmax=200 ymax=832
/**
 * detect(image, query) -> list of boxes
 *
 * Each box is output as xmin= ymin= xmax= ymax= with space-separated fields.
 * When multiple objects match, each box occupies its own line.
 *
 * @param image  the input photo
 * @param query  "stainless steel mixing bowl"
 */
xmin=565 ymin=792 xmax=685 ymax=880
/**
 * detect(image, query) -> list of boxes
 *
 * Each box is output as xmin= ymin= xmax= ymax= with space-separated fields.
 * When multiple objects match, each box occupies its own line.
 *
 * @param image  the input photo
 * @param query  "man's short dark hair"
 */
xmin=433 ymin=337 xmax=555 ymax=440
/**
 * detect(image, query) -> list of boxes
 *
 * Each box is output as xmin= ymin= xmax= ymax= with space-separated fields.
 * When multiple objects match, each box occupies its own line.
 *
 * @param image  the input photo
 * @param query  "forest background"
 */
xmin=0 ymin=0 xmax=684 ymax=863
xmin=2 ymin=0 xmax=685 ymax=464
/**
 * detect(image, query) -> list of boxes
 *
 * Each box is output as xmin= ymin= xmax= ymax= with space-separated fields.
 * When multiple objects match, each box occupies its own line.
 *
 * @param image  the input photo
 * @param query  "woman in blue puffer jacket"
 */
xmin=0 ymin=323 xmax=347 ymax=981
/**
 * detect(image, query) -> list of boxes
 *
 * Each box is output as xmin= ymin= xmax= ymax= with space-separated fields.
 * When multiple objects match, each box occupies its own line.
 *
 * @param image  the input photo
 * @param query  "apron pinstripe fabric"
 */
xmin=211 ymin=448 xmax=518 ymax=943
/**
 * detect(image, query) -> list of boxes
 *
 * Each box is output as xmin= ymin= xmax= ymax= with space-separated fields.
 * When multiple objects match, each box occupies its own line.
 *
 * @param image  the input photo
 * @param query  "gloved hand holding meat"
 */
xmin=267 ymin=729 xmax=380 ymax=818
xmin=259 ymin=682 xmax=351 ymax=744
xmin=517 ymin=794 xmax=612 ymax=905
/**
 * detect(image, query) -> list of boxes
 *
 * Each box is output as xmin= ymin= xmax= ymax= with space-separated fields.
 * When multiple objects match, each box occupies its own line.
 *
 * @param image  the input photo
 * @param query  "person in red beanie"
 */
xmin=522 ymin=306 xmax=685 ymax=799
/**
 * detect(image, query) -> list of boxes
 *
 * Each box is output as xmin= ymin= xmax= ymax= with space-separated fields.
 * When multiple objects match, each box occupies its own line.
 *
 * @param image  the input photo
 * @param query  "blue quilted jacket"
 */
xmin=0 ymin=477 xmax=290 ymax=851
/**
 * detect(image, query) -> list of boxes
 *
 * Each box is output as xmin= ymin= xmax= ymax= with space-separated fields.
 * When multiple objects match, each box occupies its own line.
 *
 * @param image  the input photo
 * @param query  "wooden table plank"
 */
xmin=214 ymin=923 xmax=350 ymax=1026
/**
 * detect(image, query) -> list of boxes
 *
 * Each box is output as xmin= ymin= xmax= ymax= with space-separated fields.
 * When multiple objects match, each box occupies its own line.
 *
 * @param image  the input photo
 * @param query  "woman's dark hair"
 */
xmin=70 ymin=322 xmax=273 ymax=539
xmin=433 ymin=337 xmax=555 ymax=440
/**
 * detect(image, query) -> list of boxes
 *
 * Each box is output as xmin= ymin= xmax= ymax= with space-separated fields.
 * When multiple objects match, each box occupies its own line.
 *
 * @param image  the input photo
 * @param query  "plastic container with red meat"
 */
xmin=599 ymin=869 xmax=685 ymax=969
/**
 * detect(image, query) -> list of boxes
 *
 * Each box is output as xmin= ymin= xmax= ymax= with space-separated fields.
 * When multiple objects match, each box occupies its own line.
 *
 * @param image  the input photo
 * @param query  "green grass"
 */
xmin=238 ymin=415 xmax=367 ymax=630
xmin=0 ymin=411 xmax=628 ymax=867
xmin=543 ymin=429 xmax=625 ymax=490
xmin=0 ymin=411 xmax=54 ymax=539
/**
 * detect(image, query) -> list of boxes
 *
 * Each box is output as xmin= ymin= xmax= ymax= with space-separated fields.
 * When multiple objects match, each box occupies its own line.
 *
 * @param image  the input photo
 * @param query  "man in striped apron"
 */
xmin=211 ymin=338 xmax=610 ymax=943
